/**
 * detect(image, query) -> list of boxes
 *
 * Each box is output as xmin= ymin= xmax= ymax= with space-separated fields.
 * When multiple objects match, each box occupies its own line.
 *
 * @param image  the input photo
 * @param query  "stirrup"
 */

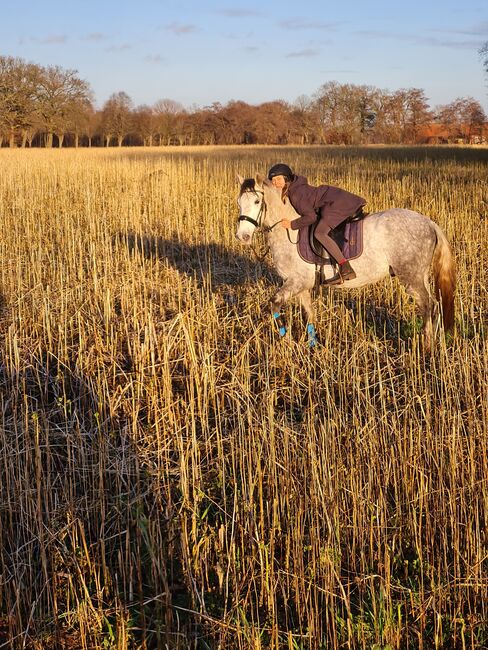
xmin=323 ymin=270 xmax=344 ymax=286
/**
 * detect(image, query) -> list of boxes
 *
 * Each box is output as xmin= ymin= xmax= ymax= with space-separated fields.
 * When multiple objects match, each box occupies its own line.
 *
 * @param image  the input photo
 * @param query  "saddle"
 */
xmin=297 ymin=209 xmax=367 ymax=266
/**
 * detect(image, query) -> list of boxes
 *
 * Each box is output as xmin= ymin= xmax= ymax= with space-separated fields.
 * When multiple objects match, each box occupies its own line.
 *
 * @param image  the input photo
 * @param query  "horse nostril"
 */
xmin=242 ymin=233 xmax=250 ymax=242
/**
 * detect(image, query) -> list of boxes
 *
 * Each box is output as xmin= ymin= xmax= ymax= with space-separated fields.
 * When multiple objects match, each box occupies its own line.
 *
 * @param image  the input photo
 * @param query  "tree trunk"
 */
xmin=117 ymin=135 xmax=123 ymax=146
xmin=74 ymin=133 xmax=79 ymax=148
xmin=45 ymin=132 xmax=54 ymax=148
xmin=88 ymin=137 xmax=92 ymax=147
xmin=9 ymin=129 xmax=15 ymax=148
xmin=58 ymin=134 xmax=65 ymax=148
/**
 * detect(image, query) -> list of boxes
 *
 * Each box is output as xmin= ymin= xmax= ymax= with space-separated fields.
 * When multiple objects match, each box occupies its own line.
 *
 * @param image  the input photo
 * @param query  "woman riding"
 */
xmin=267 ymin=163 xmax=366 ymax=283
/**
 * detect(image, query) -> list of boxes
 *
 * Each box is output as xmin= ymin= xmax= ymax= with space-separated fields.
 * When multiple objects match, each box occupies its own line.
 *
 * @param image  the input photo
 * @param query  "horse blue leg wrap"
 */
xmin=307 ymin=323 xmax=317 ymax=347
xmin=273 ymin=312 xmax=287 ymax=337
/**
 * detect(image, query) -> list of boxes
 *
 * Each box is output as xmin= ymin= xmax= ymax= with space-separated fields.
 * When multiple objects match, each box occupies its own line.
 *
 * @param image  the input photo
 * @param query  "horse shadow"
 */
xmin=0 ymin=339 xmax=199 ymax=646
xmin=115 ymin=231 xmax=279 ymax=290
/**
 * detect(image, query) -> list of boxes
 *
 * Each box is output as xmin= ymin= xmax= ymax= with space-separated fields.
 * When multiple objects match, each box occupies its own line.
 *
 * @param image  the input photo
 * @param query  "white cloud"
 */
xmin=31 ymin=34 xmax=67 ymax=44
xmin=145 ymin=54 xmax=165 ymax=63
xmin=279 ymin=19 xmax=339 ymax=31
xmin=83 ymin=33 xmax=107 ymax=42
xmin=286 ymin=48 xmax=320 ymax=58
xmin=217 ymin=9 xmax=262 ymax=17
xmin=105 ymin=43 xmax=132 ymax=52
xmin=165 ymin=22 xmax=197 ymax=35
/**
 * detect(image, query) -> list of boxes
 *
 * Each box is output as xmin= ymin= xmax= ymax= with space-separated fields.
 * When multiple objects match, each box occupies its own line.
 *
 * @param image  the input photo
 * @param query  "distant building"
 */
xmin=418 ymin=123 xmax=488 ymax=145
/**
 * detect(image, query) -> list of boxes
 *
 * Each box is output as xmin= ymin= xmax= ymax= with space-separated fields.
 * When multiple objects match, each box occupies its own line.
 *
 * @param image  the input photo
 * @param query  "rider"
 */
xmin=267 ymin=163 xmax=366 ymax=283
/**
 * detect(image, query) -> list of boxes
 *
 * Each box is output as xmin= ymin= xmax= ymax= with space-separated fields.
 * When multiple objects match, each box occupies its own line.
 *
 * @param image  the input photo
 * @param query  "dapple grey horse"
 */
xmin=236 ymin=175 xmax=455 ymax=352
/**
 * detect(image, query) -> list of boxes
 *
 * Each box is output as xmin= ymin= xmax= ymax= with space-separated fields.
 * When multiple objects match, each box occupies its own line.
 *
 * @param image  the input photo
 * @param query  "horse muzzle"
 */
xmin=236 ymin=214 xmax=258 ymax=243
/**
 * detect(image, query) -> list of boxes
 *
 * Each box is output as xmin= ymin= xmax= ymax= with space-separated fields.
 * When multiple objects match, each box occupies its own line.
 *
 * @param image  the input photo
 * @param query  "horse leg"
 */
xmin=271 ymin=280 xmax=307 ymax=338
xmin=403 ymin=275 xmax=433 ymax=353
xmin=271 ymin=286 xmax=290 ymax=337
xmin=298 ymin=289 xmax=318 ymax=347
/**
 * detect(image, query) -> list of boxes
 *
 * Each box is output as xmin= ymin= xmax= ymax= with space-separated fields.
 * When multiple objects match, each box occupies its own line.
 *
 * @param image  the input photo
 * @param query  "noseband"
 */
xmin=238 ymin=189 xmax=266 ymax=229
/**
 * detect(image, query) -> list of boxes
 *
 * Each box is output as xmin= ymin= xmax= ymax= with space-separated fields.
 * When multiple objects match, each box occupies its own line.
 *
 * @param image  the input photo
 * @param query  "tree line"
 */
xmin=1 ymin=54 xmax=487 ymax=148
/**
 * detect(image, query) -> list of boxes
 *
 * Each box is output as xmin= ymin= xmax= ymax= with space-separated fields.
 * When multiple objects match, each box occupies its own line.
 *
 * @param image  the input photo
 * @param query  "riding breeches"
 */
xmin=314 ymin=219 xmax=345 ymax=264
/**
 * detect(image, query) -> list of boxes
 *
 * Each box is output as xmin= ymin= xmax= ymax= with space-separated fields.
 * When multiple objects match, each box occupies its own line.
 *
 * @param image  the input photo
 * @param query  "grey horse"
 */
xmin=236 ymin=175 xmax=455 ymax=352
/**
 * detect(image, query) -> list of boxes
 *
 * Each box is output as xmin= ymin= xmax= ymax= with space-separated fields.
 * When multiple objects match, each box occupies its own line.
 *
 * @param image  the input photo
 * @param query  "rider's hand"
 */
xmin=281 ymin=219 xmax=291 ymax=229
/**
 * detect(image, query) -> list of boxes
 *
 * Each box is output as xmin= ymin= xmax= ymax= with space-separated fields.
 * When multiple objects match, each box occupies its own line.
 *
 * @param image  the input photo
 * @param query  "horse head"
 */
xmin=236 ymin=174 xmax=270 ymax=244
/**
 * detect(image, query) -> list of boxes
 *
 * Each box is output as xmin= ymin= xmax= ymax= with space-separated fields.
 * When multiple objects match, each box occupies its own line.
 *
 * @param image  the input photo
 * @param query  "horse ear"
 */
xmin=256 ymin=173 xmax=265 ymax=187
xmin=236 ymin=174 xmax=245 ymax=185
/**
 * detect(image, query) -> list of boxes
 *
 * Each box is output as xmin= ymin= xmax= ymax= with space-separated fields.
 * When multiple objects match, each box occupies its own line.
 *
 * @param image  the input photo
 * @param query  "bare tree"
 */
xmin=100 ymin=92 xmax=134 ymax=146
xmin=313 ymin=82 xmax=378 ymax=144
xmin=133 ymin=104 xmax=158 ymax=146
xmin=219 ymin=100 xmax=256 ymax=144
xmin=67 ymin=98 xmax=95 ymax=147
xmin=0 ymin=56 xmax=39 ymax=147
xmin=402 ymin=88 xmax=432 ymax=143
xmin=480 ymin=43 xmax=488 ymax=81
xmin=435 ymin=97 xmax=486 ymax=143
xmin=190 ymin=103 xmax=222 ymax=145
xmin=34 ymin=65 xmax=92 ymax=147
xmin=291 ymin=95 xmax=321 ymax=144
xmin=372 ymin=90 xmax=405 ymax=144
xmin=251 ymin=100 xmax=291 ymax=144
xmin=84 ymin=108 xmax=102 ymax=147
xmin=153 ymin=98 xmax=185 ymax=145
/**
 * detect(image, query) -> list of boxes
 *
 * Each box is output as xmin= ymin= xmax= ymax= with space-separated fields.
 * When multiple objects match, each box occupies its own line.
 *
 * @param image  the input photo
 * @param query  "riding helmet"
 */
xmin=267 ymin=163 xmax=293 ymax=181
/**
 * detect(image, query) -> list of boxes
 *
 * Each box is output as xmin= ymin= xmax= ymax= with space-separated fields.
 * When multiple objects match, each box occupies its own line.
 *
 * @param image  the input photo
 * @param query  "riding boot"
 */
xmin=325 ymin=260 xmax=356 ymax=285
xmin=339 ymin=260 xmax=356 ymax=281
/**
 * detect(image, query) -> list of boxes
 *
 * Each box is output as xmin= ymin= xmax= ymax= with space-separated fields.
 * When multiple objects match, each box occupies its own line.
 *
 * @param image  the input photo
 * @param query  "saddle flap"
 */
xmin=297 ymin=215 xmax=365 ymax=266
xmin=309 ymin=223 xmax=328 ymax=258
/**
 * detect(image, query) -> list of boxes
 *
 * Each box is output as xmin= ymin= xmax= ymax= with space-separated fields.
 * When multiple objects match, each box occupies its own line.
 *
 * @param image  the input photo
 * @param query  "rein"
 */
xmin=264 ymin=219 xmax=282 ymax=233
xmin=286 ymin=229 xmax=298 ymax=245
xmin=238 ymin=187 xmax=295 ymax=259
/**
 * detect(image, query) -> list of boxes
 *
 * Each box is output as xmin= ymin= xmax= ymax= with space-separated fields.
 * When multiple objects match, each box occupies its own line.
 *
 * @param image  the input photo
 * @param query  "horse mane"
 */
xmin=239 ymin=178 xmax=256 ymax=196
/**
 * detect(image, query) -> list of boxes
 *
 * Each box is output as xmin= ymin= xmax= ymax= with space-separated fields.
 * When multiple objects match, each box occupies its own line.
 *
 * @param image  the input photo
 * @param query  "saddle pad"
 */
xmin=342 ymin=219 xmax=364 ymax=261
xmin=297 ymin=229 xmax=328 ymax=265
xmin=297 ymin=218 xmax=365 ymax=265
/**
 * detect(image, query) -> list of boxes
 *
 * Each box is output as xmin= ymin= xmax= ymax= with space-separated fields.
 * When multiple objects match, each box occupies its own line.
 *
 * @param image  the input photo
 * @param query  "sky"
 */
xmin=1 ymin=0 xmax=488 ymax=112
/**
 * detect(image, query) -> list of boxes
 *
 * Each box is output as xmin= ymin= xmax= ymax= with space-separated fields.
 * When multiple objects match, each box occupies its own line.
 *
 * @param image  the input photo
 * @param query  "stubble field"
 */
xmin=0 ymin=145 xmax=486 ymax=649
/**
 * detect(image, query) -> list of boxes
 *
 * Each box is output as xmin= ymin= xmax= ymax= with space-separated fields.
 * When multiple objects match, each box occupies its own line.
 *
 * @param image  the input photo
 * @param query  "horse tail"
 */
xmin=431 ymin=222 xmax=456 ymax=331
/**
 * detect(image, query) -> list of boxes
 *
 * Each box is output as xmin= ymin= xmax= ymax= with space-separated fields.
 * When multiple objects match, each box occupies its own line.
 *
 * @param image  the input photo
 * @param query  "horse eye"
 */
xmin=254 ymin=199 xmax=260 ymax=204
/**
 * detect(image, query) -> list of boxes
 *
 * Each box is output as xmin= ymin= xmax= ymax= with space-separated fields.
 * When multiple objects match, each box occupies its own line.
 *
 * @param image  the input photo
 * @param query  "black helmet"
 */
xmin=268 ymin=163 xmax=293 ymax=181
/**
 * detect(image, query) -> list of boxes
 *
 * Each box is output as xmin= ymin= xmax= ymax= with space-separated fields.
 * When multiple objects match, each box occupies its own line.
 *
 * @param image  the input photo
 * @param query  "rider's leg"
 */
xmin=314 ymin=221 xmax=345 ymax=264
xmin=314 ymin=220 xmax=357 ymax=282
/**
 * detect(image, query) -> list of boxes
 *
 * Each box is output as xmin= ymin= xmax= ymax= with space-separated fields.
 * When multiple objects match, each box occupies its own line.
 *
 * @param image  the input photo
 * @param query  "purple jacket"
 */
xmin=287 ymin=175 xmax=366 ymax=231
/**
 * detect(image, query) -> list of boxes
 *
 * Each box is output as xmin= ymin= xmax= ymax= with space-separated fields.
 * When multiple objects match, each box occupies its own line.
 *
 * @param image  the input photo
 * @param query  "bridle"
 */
xmin=237 ymin=189 xmax=281 ymax=233
xmin=237 ymin=185 xmax=297 ymax=260
xmin=238 ymin=189 xmax=266 ymax=230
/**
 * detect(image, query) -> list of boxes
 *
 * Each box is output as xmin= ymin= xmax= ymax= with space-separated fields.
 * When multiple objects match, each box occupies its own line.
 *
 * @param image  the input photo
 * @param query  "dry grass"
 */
xmin=0 ymin=145 xmax=486 ymax=649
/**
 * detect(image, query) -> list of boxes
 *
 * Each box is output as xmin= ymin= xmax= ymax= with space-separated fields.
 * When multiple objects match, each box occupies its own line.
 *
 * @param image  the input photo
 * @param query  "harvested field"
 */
xmin=0 ymin=145 xmax=486 ymax=649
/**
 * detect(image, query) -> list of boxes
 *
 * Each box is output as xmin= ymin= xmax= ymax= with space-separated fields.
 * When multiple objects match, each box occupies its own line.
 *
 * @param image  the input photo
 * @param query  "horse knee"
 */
xmin=272 ymin=286 xmax=292 ymax=309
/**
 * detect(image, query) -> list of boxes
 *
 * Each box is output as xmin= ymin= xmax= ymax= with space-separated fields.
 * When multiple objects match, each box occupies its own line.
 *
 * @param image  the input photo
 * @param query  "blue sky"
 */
xmin=2 ymin=0 xmax=488 ymax=112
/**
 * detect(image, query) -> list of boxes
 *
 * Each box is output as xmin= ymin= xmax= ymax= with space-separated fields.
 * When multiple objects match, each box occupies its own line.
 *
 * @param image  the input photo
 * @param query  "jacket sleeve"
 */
xmin=290 ymin=210 xmax=318 ymax=230
xmin=288 ymin=186 xmax=320 ymax=230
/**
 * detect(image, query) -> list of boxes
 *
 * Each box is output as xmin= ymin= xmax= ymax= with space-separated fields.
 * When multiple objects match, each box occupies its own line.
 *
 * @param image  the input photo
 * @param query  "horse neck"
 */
xmin=264 ymin=196 xmax=299 ymax=250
